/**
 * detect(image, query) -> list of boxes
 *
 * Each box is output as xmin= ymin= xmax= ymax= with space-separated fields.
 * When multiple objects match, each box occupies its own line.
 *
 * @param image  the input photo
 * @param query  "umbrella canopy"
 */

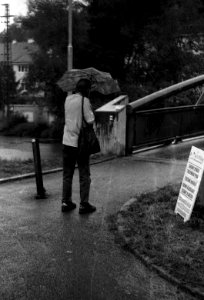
xmin=57 ymin=67 xmax=120 ymax=95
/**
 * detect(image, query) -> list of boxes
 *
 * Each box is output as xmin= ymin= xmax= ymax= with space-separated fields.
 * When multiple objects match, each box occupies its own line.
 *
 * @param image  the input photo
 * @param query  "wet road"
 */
xmin=0 ymin=138 xmax=202 ymax=299
xmin=0 ymin=136 xmax=62 ymax=160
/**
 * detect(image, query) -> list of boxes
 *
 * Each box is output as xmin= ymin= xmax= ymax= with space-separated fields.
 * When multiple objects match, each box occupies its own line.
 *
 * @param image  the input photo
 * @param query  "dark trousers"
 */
xmin=62 ymin=145 xmax=91 ymax=204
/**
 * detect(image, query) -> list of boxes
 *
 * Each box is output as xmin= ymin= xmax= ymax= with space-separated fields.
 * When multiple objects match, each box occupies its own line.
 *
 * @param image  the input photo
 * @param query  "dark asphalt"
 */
xmin=1 ymin=137 xmax=204 ymax=300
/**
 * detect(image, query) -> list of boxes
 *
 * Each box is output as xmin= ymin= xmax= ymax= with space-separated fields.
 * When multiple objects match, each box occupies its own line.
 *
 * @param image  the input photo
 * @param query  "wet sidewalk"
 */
xmin=0 ymin=138 xmax=203 ymax=300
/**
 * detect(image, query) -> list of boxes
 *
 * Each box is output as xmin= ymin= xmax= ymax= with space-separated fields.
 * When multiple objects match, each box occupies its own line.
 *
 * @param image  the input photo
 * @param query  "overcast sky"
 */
xmin=0 ymin=0 xmax=28 ymax=32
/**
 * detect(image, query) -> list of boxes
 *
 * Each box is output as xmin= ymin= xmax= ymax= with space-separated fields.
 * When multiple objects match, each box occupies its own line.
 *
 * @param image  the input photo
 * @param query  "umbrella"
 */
xmin=57 ymin=67 xmax=120 ymax=95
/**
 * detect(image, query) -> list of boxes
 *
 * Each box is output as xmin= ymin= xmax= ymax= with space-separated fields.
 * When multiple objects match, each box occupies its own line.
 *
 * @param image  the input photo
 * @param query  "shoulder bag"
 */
xmin=78 ymin=97 xmax=101 ymax=155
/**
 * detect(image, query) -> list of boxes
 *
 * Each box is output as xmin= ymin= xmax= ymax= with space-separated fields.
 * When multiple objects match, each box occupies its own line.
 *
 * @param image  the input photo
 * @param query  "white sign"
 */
xmin=175 ymin=146 xmax=204 ymax=222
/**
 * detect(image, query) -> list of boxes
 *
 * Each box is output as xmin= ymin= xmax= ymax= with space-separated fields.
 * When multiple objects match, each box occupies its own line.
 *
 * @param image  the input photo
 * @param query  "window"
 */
xmin=18 ymin=65 xmax=29 ymax=72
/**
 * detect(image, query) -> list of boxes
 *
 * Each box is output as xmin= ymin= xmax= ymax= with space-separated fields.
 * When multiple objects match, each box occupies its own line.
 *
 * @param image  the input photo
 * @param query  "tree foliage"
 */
xmin=0 ymin=64 xmax=16 ymax=110
xmin=17 ymin=0 xmax=204 ymax=107
xmin=86 ymin=0 xmax=165 ymax=78
xmin=19 ymin=0 xmax=88 ymax=113
xmin=23 ymin=0 xmax=90 ymax=73
xmin=87 ymin=0 xmax=204 ymax=91
xmin=21 ymin=0 xmax=90 ymax=115
xmin=8 ymin=21 xmax=32 ymax=42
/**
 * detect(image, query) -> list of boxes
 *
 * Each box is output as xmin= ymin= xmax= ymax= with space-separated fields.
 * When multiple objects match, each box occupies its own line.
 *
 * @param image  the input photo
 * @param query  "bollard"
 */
xmin=32 ymin=138 xmax=47 ymax=199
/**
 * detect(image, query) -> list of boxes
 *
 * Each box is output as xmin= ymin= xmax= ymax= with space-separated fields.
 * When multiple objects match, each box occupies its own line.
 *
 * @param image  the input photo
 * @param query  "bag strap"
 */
xmin=81 ymin=96 xmax=88 ymax=125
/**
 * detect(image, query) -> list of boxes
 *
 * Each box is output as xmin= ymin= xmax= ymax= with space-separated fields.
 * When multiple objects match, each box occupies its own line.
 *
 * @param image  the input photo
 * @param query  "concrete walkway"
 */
xmin=1 ymin=138 xmax=203 ymax=300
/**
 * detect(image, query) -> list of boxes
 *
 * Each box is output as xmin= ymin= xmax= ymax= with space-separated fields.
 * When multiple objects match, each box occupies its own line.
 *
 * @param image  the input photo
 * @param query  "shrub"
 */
xmin=0 ymin=113 xmax=27 ymax=132
xmin=1 ymin=112 xmax=64 ymax=140
xmin=40 ymin=128 xmax=50 ymax=139
xmin=6 ymin=122 xmax=49 ymax=137
xmin=46 ymin=118 xmax=64 ymax=140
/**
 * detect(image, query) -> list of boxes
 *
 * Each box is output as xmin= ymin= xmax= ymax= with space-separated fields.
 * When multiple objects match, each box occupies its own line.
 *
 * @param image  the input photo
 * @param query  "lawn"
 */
xmin=0 ymin=153 xmax=103 ymax=179
xmin=0 ymin=157 xmax=62 ymax=179
xmin=109 ymin=184 xmax=204 ymax=296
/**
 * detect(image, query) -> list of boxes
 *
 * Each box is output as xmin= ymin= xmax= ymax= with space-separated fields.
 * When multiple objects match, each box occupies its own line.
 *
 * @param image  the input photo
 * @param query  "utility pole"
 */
xmin=1 ymin=4 xmax=14 ymax=116
xmin=67 ymin=0 xmax=73 ymax=71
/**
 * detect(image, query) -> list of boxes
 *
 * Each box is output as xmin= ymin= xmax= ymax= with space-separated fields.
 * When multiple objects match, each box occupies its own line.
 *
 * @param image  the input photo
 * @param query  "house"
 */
xmin=0 ymin=40 xmax=38 ymax=91
xmin=0 ymin=40 xmax=55 ymax=124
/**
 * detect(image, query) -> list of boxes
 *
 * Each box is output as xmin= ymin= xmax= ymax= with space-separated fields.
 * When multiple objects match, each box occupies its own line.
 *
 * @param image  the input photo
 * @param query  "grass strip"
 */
xmin=109 ymin=184 xmax=204 ymax=294
xmin=0 ymin=157 xmax=62 ymax=179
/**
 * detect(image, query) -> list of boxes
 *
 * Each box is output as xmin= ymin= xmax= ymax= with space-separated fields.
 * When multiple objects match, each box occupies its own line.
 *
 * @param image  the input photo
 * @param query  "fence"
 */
xmin=126 ymin=75 xmax=204 ymax=154
xmin=126 ymin=105 xmax=204 ymax=152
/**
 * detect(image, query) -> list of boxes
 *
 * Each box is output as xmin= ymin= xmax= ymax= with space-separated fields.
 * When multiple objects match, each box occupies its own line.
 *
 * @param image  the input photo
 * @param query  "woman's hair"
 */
xmin=76 ymin=78 xmax=92 ymax=97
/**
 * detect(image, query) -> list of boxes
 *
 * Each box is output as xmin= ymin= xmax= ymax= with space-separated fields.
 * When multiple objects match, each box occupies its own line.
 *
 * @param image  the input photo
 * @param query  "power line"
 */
xmin=1 ymin=4 xmax=14 ymax=65
xmin=0 ymin=4 xmax=14 ymax=116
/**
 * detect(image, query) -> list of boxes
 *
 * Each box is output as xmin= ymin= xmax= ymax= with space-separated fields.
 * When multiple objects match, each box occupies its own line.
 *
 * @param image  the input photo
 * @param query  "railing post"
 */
xmin=95 ymin=95 xmax=129 ymax=156
xmin=32 ymin=138 xmax=47 ymax=199
xmin=126 ymin=110 xmax=134 ymax=155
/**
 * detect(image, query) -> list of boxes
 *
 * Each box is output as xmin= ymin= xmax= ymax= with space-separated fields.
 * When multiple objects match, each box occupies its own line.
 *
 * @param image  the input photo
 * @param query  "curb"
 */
xmin=128 ymin=156 xmax=187 ymax=166
xmin=0 ymin=155 xmax=117 ymax=184
xmin=117 ymin=198 xmax=204 ymax=300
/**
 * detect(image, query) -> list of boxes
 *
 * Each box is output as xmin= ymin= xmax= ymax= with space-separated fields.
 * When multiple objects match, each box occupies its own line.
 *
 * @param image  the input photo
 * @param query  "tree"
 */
xmin=21 ymin=0 xmax=90 ymax=115
xmin=20 ymin=0 xmax=204 ymax=106
xmin=8 ymin=20 xmax=32 ymax=42
xmin=141 ymin=0 xmax=204 ymax=86
xmin=86 ymin=0 xmax=165 ymax=78
xmin=87 ymin=0 xmax=204 ymax=96
xmin=23 ymin=0 xmax=90 ymax=69
xmin=0 ymin=64 xmax=17 ymax=114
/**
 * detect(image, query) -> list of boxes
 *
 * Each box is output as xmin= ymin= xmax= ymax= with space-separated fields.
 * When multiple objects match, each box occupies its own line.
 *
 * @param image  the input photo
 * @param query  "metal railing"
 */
xmin=126 ymin=75 xmax=204 ymax=154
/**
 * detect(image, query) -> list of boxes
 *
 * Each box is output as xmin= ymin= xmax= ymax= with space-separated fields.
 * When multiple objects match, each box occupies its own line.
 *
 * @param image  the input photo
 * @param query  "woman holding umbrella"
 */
xmin=61 ymin=78 xmax=96 ymax=214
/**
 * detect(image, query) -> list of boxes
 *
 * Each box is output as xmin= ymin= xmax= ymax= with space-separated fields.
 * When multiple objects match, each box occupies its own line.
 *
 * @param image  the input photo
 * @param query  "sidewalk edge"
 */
xmin=0 ymin=155 xmax=116 ymax=184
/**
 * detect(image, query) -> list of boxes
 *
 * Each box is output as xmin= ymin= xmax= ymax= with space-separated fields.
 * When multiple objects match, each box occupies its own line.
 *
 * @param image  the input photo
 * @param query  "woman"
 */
xmin=61 ymin=78 xmax=96 ymax=214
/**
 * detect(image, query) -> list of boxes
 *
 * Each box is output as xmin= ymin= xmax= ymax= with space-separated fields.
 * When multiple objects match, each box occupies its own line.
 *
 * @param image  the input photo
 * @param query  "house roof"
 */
xmin=0 ymin=41 xmax=38 ymax=64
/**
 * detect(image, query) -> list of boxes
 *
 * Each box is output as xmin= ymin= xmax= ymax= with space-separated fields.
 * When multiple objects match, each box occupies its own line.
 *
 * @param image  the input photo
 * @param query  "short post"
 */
xmin=32 ymin=138 xmax=47 ymax=199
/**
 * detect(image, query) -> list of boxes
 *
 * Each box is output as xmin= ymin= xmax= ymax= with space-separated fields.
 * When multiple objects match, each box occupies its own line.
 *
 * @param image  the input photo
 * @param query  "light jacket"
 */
xmin=62 ymin=93 xmax=95 ymax=147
